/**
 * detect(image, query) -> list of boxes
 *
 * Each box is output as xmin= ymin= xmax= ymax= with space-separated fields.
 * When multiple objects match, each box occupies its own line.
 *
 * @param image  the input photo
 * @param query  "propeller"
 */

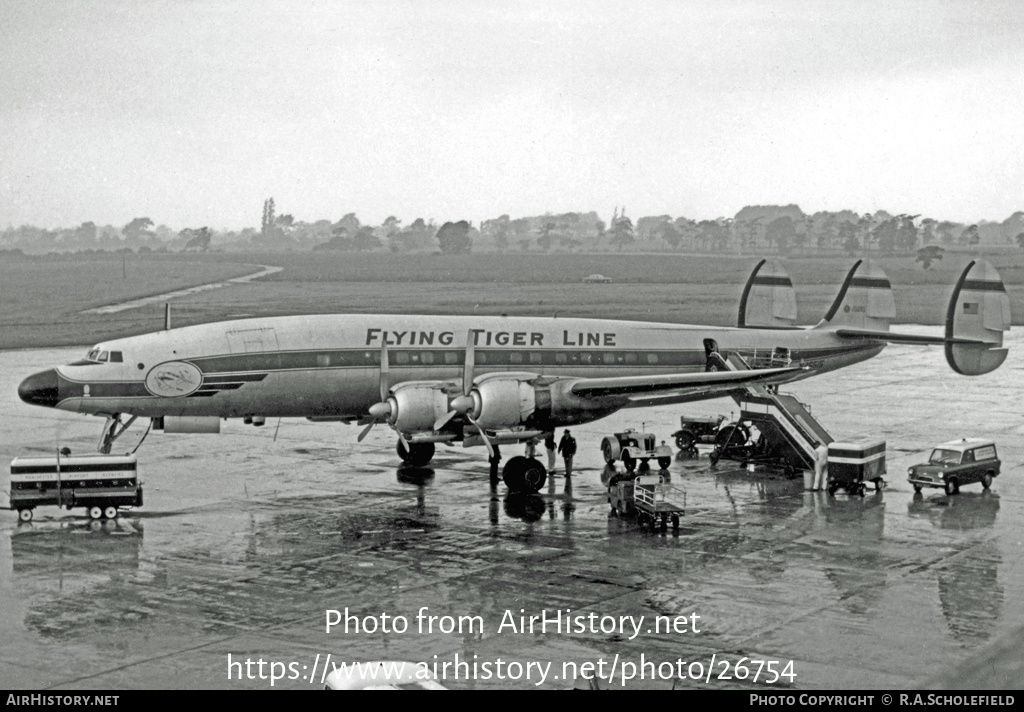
xmin=357 ymin=342 xmax=391 ymax=442
xmin=433 ymin=331 xmax=477 ymax=430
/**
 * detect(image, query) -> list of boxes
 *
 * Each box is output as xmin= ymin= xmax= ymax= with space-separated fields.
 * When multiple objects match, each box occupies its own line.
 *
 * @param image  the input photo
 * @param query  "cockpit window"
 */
xmin=98 ymin=351 xmax=109 ymax=362
xmin=79 ymin=348 xmax=122 ymax=364
xmin=87 ymin=348 xmax=101 ymax=361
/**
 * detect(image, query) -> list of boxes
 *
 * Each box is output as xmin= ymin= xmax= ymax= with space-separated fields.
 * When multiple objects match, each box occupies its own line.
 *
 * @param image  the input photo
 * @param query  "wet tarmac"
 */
xmin=1 ymin=328 xmax=1022 ymax=690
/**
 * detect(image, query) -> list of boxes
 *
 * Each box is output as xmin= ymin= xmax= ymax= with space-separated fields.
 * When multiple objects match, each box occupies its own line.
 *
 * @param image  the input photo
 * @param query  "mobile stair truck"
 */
xmin=9 ymin=452 xmax=141 ymax=522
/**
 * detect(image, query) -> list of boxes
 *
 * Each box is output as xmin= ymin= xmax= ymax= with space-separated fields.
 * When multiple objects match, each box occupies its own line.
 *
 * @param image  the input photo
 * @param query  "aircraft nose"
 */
xmin=18 ymin=369 xmax=61 ymax=408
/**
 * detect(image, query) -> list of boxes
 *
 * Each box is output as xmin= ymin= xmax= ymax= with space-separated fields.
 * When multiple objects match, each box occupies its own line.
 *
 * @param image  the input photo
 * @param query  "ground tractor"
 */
xmin=608 ymin=473 xmax=686 ymax=531
xmin=671 ymin=415 xmax=733 ymax=457
xmin=601 ymin=429 xmax=674 ymax=471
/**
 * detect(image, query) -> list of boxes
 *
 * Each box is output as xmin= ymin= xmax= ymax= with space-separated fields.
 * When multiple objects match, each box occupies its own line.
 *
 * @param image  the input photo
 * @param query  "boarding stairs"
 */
xmin=709 ymin=351 xmax=833 ymax=471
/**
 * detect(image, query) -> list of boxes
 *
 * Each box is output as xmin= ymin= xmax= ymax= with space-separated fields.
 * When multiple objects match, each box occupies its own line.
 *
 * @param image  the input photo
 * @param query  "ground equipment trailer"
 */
xmin=9 ymin=454 xmax=141 ymax=522
xmin=827 ymin=438 xmax=887 ymax=496
xmin=608 ymin=473 xmax=685 ymax=531
xmin=601 ymin=429 xmax=674 ymax=471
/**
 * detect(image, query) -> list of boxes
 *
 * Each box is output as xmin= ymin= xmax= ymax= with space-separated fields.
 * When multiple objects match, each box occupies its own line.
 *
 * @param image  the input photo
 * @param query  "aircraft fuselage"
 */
xmin=19 ymin=314 xmax=883 ymax=425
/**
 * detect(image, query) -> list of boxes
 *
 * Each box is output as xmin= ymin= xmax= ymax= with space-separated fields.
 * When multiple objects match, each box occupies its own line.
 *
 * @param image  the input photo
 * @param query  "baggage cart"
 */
xmin=609 ymin=473 xmax=685 ymax=531
xmin=827 ymin=438 xmax=886 ymax=496
xmin=10 ymin=453 xmax=141 ymax=522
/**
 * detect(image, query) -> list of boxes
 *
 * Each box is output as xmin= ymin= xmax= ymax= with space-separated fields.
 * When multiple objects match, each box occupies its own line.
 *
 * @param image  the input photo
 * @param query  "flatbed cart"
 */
xmin=826 ymin=439 xmax=886 ymax=497
xmin=608 ymin=473 xmax=685 ymax=531
xmin=10 ymin=453 xmax=141 ymax=522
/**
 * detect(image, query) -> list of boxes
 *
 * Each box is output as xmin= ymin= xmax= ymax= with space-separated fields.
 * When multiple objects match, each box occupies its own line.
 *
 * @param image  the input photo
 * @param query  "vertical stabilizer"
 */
xmin=737 ymin=259 xmax=798 ymax=328
xmin=818 ymin=260 xmax=896 ymax=331
xmin=945 ymin=260 xmax=1010 ymax=375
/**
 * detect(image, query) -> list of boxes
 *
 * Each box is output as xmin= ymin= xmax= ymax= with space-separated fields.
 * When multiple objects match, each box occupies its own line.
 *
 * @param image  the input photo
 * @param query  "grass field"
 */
xmin=1 ymin=250 xmax=1021 ymax=349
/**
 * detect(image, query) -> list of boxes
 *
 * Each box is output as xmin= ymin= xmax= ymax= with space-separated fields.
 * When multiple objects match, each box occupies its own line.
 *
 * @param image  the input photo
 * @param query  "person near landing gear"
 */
xmin=544 ymin=433 xmax=557 ymax=473
xmin=558 ymin=429 xmax=577 ymax=478
xmin=812 ymin=442 xmax=829 ymax=491
xmin=524 ymin=438 xmax=537 ymax=459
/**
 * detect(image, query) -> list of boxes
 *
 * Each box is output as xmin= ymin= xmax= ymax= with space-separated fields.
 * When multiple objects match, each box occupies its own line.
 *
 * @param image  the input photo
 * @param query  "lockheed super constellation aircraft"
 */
xmin=18 ymin=259 xmax=1010 ymax=493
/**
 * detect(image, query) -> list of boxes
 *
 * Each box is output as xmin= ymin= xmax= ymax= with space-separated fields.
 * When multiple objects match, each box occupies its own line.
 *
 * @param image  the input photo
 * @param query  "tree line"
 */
xmin=3 ymin=199 xmax=1023 ymax=256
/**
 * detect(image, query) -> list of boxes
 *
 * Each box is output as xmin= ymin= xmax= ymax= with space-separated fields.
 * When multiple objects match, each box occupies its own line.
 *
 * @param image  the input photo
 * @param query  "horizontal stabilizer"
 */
xmin=945 ymin=260 xmax=1010 ymax=375
xmin=738 ymin=258 xmax=798 ymax=328
xmin=834 ymin=329 xmax=984 ymax=346
xmin=817 ymin=260 xmax=895 ymax=332
xmin=570 ymin=365 xmax=803 ymax=398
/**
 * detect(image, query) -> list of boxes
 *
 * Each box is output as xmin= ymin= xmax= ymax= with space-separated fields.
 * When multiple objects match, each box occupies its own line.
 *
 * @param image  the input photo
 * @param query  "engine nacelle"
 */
xmin=464 ymin=373 xmax=537 ymax=429
xmin=383 ymin=382 xmax=451 ymax=432
xmin=464 ymin=373 xmax=622 ymax=430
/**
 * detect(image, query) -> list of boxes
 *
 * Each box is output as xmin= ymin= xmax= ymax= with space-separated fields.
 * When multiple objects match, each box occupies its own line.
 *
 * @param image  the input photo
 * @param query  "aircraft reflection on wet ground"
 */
xmin=1 ymin=339 xmax=1023 ymax=689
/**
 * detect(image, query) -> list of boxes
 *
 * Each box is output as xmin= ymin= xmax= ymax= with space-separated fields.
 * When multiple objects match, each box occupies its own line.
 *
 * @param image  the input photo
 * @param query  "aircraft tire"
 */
xmin=397 ymin=440 xmax=435 ymax=467
xmin=502 ymin=456 xmax=527 ymax=493
xmin=521 ymin=458 xmax=547 ymax=493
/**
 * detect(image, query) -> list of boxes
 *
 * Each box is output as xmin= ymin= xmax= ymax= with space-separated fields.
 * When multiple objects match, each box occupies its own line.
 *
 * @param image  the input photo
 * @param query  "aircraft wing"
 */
xmin=834 ymin=329 xmax=985 ymax=345
xmin=568 ymin=365 xmax=803 ymax=398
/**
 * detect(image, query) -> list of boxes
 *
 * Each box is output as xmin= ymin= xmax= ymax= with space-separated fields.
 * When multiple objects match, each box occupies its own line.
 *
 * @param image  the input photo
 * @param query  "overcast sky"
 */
xmin=2 ymin=0 xmax=1022 ymax=230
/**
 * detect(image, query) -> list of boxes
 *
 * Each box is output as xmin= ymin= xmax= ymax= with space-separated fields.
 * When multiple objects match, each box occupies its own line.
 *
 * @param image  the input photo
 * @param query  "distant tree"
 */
xmin=537 ymin=221 xmax=555 ymax=251
xmin=608 ymin=215 xmax=634 ymax=251
xmin=764 ymin=216 xmax=795 ymax=254
xmin=1016 ymin=232 xmax=1024 ymax=249
xmin=962 ymin=224 xmax=980 ymax=246
xmin=353 ymin=226 xmax=381 ymax=251
xmin=839 ymin=221 xmax=860 ymax=255
xmin=660 ymin=222 xmax=682 ymax=249
xmin=436 ymin=220 xmax=472 ymax=254
xmin=896 ymin=214 xmax=920 ymax=252
xmin=123 ymin=217 xmax=154 ymax=244
xmin=181 ymin=227 xmax=212 ymax=251
xmin=261 ymin=199 xmax=276 ymax=239
xmin=915 ymin=245 xmax=944 ymax=270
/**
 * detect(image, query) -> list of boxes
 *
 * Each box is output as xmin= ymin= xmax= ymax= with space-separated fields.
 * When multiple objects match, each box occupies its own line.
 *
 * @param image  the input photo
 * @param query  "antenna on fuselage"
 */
xmin=164 ymin=303 xmax=171 ymax=331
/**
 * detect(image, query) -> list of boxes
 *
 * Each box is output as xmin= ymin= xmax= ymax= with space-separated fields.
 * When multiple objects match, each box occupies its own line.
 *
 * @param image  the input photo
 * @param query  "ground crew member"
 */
xmin=558 ymin=429 xmax=577 ymax=477
xmin=544 ymin=433 xmax=557 ymax=473
xmin=812 ymin=442 xmax=829 ymax=490
xmin=524 ymin=438 xmax=536 ymax=459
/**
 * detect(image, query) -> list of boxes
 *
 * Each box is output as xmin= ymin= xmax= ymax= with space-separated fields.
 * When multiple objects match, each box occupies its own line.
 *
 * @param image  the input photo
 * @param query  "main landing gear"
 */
xmin=501 ymin=456 xmax=547 ymax=494
xmin=396 ymin=440 xmax=435 ymax=467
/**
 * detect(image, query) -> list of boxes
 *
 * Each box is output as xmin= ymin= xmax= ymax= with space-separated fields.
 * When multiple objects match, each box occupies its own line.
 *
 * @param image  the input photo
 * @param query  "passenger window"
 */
xmin=444 ymin=352 xmax=458 ymax=365
xmin=421 ymin=352 xmax=434 ymax=365
xmin=603 ymin=352 xmax=616 ymax=364
xmin=477 ymin=353 xmax=487 ymax=365
xmin=555 ymin=353 xmax=567 ymax=364
xmin=646 ymin=353 xmax=659 ymax=364
xmin=625 ymin=353 xmax=638 ymax=364
xmin=110 ymin=351 xmax=123 ymax=362
xmin=580 ymin=353 xmax=593 ymax=364
xmin=510 ymin=352 xmax=523 ymax=364
xmin=529 ymin=352 xmax=543 ymax=364
xmin=316 ymin=354 xmax=331 ymax=367
xmin=395 ymin=352 xmax=410 ymax=365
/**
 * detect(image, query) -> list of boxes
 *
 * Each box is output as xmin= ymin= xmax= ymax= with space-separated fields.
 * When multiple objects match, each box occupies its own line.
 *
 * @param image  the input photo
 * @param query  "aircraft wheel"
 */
xmin=658 ymin=457 xmax=671 ymax=470
xmin=622 ymin=452 xmax=636 ymax=472
xmin=397 ymin=440 xmax=435 ymax=467
xmin=104 ymin=506 xmax=118 ymax=520
xmin=982 ymin=473 xmax=993 ymax=489
xmin=18 ymin=508 xmax=33 ymax=523
xmin=944 ymin=478 xmax=959 ymax=496
xmin=521 ymin=458 xmax=547 ymax=493
xmin=89 ymin=506 xmax=103 ymax=520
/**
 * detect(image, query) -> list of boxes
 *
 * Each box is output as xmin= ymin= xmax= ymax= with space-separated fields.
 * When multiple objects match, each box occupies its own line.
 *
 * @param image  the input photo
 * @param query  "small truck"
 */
xmin=600 ymin=429 xmax=674 ymax=471
xmin=608 ymin=473 xmax=686 ymax=531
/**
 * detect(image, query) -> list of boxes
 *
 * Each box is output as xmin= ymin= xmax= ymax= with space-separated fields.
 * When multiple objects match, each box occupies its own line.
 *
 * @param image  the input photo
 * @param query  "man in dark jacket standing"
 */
xmin=558 ymin=429 xmax=577 ymax=477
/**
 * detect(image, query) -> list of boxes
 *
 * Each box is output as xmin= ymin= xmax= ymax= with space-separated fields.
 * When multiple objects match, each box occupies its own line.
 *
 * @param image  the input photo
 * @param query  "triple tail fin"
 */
xmin=945 ymin=260 xmax=1010 ymax=375
xmin=817 ymin=259 xmax=896 ymax=332
xmin=737 ymin=259 xmax=798 ymax=328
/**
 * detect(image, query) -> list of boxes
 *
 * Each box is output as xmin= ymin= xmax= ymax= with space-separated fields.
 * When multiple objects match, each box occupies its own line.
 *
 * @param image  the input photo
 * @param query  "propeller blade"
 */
xmin=379 ymin=341 xmax=390 ymax=403
xmin=466 ymin=414 xmax=495 ymax=459
xmin=433 ymin=409 xmax=458 ymax=431
xmin=357 ymin=419 xmax=377 ymax=442
xmin=463 ymin=330 xmax=475 ymax=396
